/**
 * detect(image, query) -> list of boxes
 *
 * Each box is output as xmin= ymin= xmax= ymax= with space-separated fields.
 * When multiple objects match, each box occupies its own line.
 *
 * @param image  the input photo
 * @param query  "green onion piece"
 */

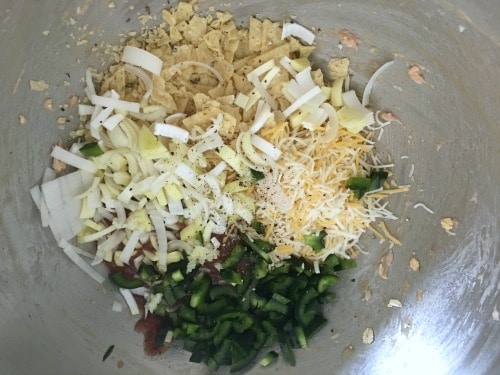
xmin=80 ymin=142 xmax=104 ymax=157
xmin=109 ymin=272 xmax=144 ymax=289
xmin=303 ymin=230 xmax=327 ymax=252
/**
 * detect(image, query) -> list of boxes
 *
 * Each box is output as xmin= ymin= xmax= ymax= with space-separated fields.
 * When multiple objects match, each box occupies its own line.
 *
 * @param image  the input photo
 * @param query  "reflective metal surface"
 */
xmin=0 ymin=1 xmax=498 ymax=374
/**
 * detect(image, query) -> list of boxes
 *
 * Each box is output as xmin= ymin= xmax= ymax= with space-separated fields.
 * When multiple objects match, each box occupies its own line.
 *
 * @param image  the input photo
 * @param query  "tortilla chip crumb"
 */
xmin=408 ymin=64 xmax=425 ymax=84
xmin=30 ymin=80 xmax=50 ymax=91
xmin=44 ymin=98 xmax=53 ymax=110
xmin=18 ymin=114 xmax=27 ymax=125
xmin=416 ymin=289 xmax=424 ymax=301
xmin=409 ymin=256 xmax=420 ymax=272
xmin=362 ymin=328 xmax=374 ymax=344
xmin=440 ymin=217 xmax=457 ymax=236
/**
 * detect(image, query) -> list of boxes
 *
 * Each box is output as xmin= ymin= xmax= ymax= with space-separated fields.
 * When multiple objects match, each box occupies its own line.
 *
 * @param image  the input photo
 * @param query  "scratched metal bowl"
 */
xmin=0 ymin=0 xmax=498 ymax=374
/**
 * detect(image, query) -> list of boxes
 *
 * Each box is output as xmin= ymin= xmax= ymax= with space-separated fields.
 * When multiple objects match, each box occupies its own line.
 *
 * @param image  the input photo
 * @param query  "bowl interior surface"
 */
xmin=0 ymin=1 xmax=498 ymax=374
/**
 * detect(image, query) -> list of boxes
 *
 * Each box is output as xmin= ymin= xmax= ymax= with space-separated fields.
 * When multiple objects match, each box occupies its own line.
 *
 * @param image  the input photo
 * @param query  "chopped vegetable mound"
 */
xmin=31 ymin=3 xmax=406 ymax=373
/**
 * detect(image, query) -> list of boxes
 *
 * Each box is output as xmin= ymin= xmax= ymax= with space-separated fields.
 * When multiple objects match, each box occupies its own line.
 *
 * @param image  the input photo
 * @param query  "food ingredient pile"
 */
xmin=30 ymin=2 xmax=402 ymax=372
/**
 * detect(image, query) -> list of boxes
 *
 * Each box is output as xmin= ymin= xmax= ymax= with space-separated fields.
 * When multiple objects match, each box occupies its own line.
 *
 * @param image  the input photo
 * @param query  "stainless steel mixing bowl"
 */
xmin=1 ymin=1 xmax=498 ymax=374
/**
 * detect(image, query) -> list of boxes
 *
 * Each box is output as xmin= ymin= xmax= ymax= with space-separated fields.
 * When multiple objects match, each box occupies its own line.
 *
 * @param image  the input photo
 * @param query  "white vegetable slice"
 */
xmin=119 ymin=288 xmax=140 ymax=316
xmin=154 ymin=123 xmax=190 ymax=143
xmin=121 ymin=46 xmax=163 ymax=76
xmin=41 ymin=170 xmax=94 ymax=242
xmin=175 ymin=163 xmax=198 ymax=187
xmin=249 ymin=100 xmax=273 ymax=133
xmin=320 ymin=103 xmax=340 ymax=143
xmin=168 ymin=61 xmax=223 ymax=84
xmin=279 ymin=56 xmax=297 ymax=77
xmin=247 ymin=75 xmax=278 ymax=110
xmin=362 ymin=61 xmax=394 ymax=107
xmin=102 ymin=113 xmax=125 ymax=130
xmin=85 ymin=68 xmax=96 ymax=99
xmin=217 ymin=145 xmax=249 ymax=177
xmin=119 ymin=230 xmax=142 ymax=264
xmin=148 ymin=209 xmax=168 ymax=272
xmin=250 ymin=134 xmax=282 ymax=161
xmin=209 ymin=161 xmax=227 ymax=177
xmin=51 ymin=146 xmax=97 ymax=173
xmin=123 ymin=63 xmax=154 ymax=100
xmin=130 ymin=107 xmax=167 ymax=122
xmin=90 ymin=95 xmax=140 ymax=113
xmin=165 ymin=113 xmax=187 ymax=123
xmin=282 ymin=22 xmax=316 ymax=45
xmin=240 ymin=131 xmax=267 ymax=166
xmin=78 ymin=104 xmax=94 ymax=116
xmin=283 ymin=86 xmax=323 ymax=117
xmin=247 ymin=59 xmax=275 ymax=80
xmin=59 ymin=240 xmax=105 ymax=284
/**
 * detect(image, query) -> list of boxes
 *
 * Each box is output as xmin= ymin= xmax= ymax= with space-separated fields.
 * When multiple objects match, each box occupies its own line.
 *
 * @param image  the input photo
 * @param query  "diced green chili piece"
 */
xmin=295 ymin=287 xmax=320 ymax=326
xmin=209 ymin=284 xmax=238 ymax=300
xmin=163 ymin=286 xmax=177 ymax=306
xmin=263 ymin=299 xmax=288 ymax=315
xmin=294 ymin=325 xmax=307 ymax=348
xmin=249 ymin=292 xmax=267 ymax=309
xmin=241 ymin=233 xmax=275 ymax=261
xmin=261 ymin=320 xmax=277 ymax=343
xmin=230 ymin=349 xmax=258 ymax=373
xmin=138 ymin=263 xmax=159 ymax=283
xmin=197 ymin=299 xmax=227 ymax=314
xmin=253 ymin=325 xmax=267 ymax=350
xmin=253 ymin=258 xmax=268 ymax=279
xmin=259 ymin=351 xmax=279 ymax=367
xmin=221 ymin=244 xmax=246 ymax=269
xmin=232 ymin=312 xmax=255 ymax=333
xmin=214 ymin=320 xmax=232 ymax=346
xmin=189 ymin=344 xmax=207 ymax=363
xmin=323 ymin=254 xmax=340 ymax=272
xmin=317 ymin=274 xmax=339 ymax=293
xmin=189 ymin=329 xmax=216 ymax=342
xmin=339 ymin=258 xmax=357 ymax=270
xmin=303 ymin=230 xmax=327 ymax=252
xmin=369 ymin=170 xmax=388 ymax=191
xmin=250 ymin=169 xmax=265 ymax=182
xmin=304 ymin=315 xmax=328 ymax=338
xmin=220 ymin=269 xmax=243 ymax=285
xmin=346 ymin=176 xmax=371 ymax=199
xmin=172 ymin=285 xmax=186 ymax=300
xmin=318 ymin=292 xmax=336 ymax=304
xmin=170 ymin=269 xmax=184 ymax=283
xmin=278 ymin=332 xmax=296 ymax=366
xmin=183 ymin=339 xmax=197 ymax=353
xmin=80 ymin=142 xmax=104 ymax=157
xmin=154 ymin=319 xmax=171 ymax=348
xmin=250 ymin=220 xmax=266 ymax=235
xmin=272 ymin=292 xmax=290 ymax=305
xmin=190 ymin=276 xmax=211 ymax=308
xmin=212 ymin=339 xmax=231 ymax=368
xmin=178 ymin=305 xmax=198 ymax=324
xmin=109 ymin=272 xmax=144 ymax=289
